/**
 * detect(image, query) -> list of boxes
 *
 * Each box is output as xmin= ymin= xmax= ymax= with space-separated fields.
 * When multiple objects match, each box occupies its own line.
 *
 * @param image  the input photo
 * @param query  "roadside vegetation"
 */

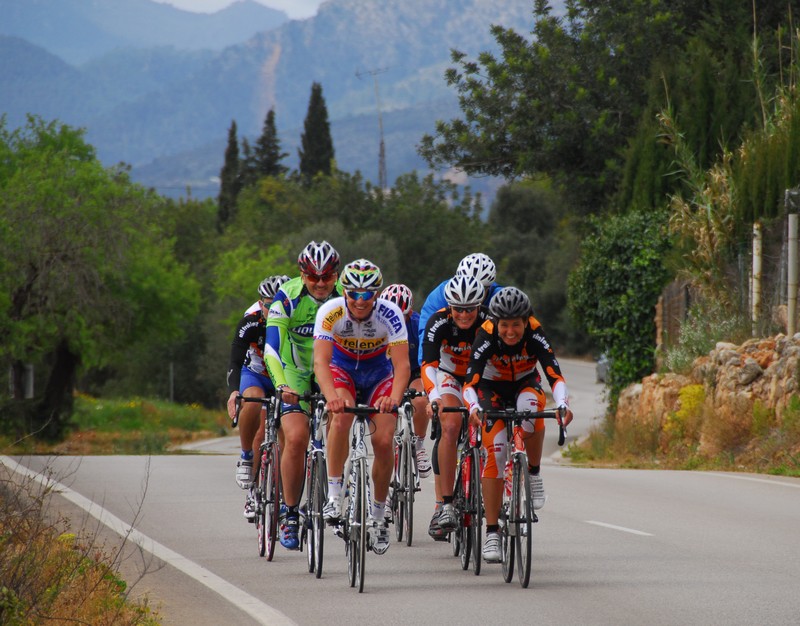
xmin=0 ymin=470 xmax=160 ymax=624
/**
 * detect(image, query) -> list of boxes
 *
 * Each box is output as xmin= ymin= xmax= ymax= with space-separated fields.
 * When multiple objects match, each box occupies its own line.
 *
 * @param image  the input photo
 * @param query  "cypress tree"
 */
xmin=239 ymin=137 xmax=258 ymax=189
xmin=298 ymin=82 xmax=334 ymax=183
xmin=255 ymin=109 xmax=288 ymax=179
xmin=218 ymin=120 xmax=241 ymax=231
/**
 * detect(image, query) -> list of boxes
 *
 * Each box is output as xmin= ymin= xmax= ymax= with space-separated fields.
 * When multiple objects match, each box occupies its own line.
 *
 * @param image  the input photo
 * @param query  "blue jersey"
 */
xmin=406 ymin=310 xmax=420 ymax=375
xmin=417 ymin=280 xmax=502 ymax=361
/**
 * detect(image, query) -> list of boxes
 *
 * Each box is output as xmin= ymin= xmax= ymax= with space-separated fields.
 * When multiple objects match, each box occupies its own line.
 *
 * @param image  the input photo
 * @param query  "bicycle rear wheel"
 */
xmin=468 ymin=448 xmax=482 ymax=576
xmin=256 ymin=446 xmax=268 ymax=557
xmin=304 ymin=456 xmax=315 ymax=574
xmin=501 ymin=497 xmax=514 ymax=583
xmin=514 ymin=460 xmax=533 ymax=588
xmin=454 ymin=459 xmax=471 ymax=570
xmin=311 ymin=453 xmax=327 ymax=579
xmin=403 ymin=438 xmax=415 ymax=546
xmin=392 ymin=443 xmax=404 ymax=543
xmin=265 ymin=443 xmax=281 ymax=562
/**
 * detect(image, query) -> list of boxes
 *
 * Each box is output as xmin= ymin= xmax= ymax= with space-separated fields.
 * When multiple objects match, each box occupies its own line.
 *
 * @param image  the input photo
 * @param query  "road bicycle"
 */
xmin=297 ymin=392 xmax=328 ymax=578
xmin=439 ymin=405 xmax=483 ymax=575
xmin=330 ymin=405 xmax=380 ymax=593
xmin=390 ymin=388 xmax=425 ymax=546
xmin=235 ymin=394 xmax=282 ymax=561
xmin=481 ymin=406 xmax=566 ymax=588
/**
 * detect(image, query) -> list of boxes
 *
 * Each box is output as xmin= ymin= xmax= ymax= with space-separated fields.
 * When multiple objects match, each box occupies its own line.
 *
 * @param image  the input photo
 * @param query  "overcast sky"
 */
xmin=155 ymin=0 xmax=325 ymax=19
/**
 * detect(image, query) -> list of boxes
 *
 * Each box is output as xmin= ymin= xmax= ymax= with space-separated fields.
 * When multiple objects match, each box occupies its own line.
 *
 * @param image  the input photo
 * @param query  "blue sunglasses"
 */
xmin=347 ymin=290 xmax=377 ymax=301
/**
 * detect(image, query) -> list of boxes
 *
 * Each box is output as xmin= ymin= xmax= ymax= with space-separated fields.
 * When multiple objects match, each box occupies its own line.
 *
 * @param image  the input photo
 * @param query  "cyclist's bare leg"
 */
xmin=410 ymin=378 xmax=429 ymax=440
xmin=436 ymin=393 xmax=462 ymax=498
xmin=279 ymin=411 xmax=310 ymax=507
xmin=482 ymin=478 xmax=503 ymax=526
xmin=238 ymin=386 xmax=263 ymax=456
xmin=369 ymin=413 xmax=395 ymax=503
xmin=524 ymin=428 xmax=545 ymax=469
xmin=325 ymin=389 xmax=356 ymax=481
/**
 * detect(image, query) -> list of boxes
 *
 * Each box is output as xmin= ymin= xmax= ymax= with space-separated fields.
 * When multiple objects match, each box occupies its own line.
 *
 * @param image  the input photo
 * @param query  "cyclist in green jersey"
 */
xmin=264 ymin=240 xmax=342 ymax=550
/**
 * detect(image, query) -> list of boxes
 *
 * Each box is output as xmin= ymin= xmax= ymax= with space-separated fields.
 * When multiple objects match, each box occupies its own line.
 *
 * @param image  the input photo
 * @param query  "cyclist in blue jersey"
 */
xmin=380 ymin=284 xmax=431 ymax=478
xmin=417 ymin=253 xmax=502 ymax=363
xmin=226 ymin=275 xmax=290 ymax=520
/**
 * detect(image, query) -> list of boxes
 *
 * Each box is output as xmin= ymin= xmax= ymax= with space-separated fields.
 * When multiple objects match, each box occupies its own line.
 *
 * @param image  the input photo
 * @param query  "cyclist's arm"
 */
xmin=312 ymin=337 xmax=344 ymax=413
xmin=462 ymin=330 xmax=491 ymax=424
xmin=417 ymin=280 xmax=448 ymax=360
xmin=264 ymin=301 xmax=290 ymax=389
xmin=386 ymin=342 xmax=410 ymax=409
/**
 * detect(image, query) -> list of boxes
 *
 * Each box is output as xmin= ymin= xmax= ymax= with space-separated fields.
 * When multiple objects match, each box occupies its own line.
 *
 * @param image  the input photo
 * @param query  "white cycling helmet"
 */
xmin=258 ymin=275 xmax=290 ymax=299
xmin=298 ymin=240 xmax=340 ymax=275
xmin=488 ymin=286 xmax=531 ymax=319
xmin=444 ymin=274 xmax=485 ymax=308
xmin=457 ymin=252 xmax=496 ymax=288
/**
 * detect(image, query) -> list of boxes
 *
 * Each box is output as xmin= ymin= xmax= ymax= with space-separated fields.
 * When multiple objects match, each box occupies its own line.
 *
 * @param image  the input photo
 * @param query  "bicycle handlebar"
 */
xmin=480 ymin=407 xmax=568 ymax=447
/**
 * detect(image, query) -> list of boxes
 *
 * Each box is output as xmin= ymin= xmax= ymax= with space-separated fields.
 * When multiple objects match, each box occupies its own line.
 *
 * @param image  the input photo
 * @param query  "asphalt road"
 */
xmin=5 ymin=359 xmax=800 ymax=625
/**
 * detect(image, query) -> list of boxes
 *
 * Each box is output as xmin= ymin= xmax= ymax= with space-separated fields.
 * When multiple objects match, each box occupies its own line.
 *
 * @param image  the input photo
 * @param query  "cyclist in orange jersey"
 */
xmin=462 ymin=286 xmax=574 ymax=563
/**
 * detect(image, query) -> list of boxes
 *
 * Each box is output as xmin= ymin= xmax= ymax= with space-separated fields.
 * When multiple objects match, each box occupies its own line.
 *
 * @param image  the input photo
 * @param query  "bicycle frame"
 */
xmin=391 ymin=388 xmax=424 ymax=545
xmin=482 ymin=406 xmax=566 ymax=587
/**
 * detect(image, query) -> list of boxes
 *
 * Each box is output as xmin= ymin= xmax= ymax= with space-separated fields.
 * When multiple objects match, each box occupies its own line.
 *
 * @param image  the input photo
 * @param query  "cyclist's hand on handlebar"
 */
xmin=468 ymin=408 xmax=482 ymax=429
xmin=227 ymin=391 xmax=240 ymax=421
xmin=277 ymin=385 xmax=299 ymax=405
xmin=374 ymin=395 xmax=398 ymax=414
xmin=427 ymin=400 xmax=438 ymax=420
xmin=326 ymin=396 xmax=346 ymax=414
xmin=557 ymin=405 xmax=574 ymax=428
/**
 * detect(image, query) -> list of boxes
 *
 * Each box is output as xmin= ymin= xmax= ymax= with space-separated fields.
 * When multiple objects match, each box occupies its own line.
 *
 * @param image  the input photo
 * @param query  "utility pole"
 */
xmin=786 ymin=188 xmax=800 ymax=335
xmin=356 ymin=67 xmax=388 ymax=190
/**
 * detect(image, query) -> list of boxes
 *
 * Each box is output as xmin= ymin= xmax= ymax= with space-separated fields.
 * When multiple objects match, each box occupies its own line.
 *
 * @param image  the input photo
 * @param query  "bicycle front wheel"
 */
xmin=347 ymin=458 xmax=367 ymax=592
xmin=265 ymin=443 xmax=281 ymax=562
xmin=311 ymin=453 xmax=327 ymax=579
xmin=453 ymin=458 xmax=470 ymax=570
xmin=468 ymin=448 xmax=482 ymax=576
xmin=256 ymin=447 xmax=268 ymax=557
xmin=392 ymin=443 xmax=404 ymax=543
xmin=514 ymin=460 xmax=533 ymax=588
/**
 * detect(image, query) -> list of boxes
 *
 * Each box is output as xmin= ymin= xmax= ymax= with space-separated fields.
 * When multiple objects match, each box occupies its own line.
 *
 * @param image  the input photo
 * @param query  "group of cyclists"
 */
xmin=226 ymin=240 xmax=574 ymax=565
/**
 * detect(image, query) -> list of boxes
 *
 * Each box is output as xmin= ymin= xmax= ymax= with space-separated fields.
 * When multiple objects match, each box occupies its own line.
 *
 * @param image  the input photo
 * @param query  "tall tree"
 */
xmin=298 ymin=82 xmax=334 ymax=182
xmin=0 ymin=117 xmax=199 ymax=439
xmin=254 ymin=109 xmax=288 ymax=179
xmin=217 ymin=119 xmax=240 ymax=231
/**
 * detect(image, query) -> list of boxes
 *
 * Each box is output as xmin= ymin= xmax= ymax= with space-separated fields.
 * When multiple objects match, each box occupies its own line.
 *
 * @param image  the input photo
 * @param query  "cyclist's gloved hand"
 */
xmin=557 ymin=404 xmax=573 ymax=429
xmin=326 ymin=396 xmax=346 ymax=414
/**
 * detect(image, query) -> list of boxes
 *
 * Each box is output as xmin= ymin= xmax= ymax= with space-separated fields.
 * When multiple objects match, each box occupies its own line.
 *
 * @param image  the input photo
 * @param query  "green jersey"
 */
xmin=264 ymin=276 xmax=341 ymax=389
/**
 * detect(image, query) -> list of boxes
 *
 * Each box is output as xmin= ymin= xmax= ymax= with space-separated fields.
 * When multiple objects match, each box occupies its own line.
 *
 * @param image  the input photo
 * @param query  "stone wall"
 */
xmin=615 ymin=333 xmax=800 ymax=456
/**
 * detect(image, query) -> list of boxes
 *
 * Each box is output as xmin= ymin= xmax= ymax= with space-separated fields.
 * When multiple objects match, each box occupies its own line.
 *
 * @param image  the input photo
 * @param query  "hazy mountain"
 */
xmin=0 ymin=0 xmax=288 ymax=64
xmin=0 ymin=0 xmax=563 ymax=200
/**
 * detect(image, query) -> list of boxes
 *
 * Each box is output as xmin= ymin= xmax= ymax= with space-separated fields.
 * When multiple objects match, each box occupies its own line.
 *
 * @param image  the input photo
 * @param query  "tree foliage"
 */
xmin=0 ymin=116 xmax=200 ymax=439
xmin=217 ymin=119 xmax=241 ymax=231
xmin=298 ymin=82 xmax=335 ymax=182
xmin=568 ymin=210 xmax=671 ymax=403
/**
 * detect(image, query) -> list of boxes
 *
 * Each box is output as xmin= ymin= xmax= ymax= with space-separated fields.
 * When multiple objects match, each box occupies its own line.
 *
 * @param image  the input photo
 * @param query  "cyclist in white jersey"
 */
xmin=313 ymin=259 xmax=410 ymax=555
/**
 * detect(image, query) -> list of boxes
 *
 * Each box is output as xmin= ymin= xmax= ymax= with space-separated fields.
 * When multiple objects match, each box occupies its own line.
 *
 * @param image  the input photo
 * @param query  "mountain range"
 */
xmin=0 ymin=0 xmax=558 ymax=200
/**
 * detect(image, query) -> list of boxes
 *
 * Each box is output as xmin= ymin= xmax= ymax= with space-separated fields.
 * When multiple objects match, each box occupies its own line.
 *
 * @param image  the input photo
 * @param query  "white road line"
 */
xmin=1 ymin=456 xmax=296 ymax=626
xmin=706 ymin=472 xmax=800 ymax=488
xmin=585 ymin=520 xmax=653 ymax=536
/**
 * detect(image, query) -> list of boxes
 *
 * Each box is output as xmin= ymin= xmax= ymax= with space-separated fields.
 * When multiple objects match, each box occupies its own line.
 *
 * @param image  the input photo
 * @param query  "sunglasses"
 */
xmin=346 ymin=290 xmax=377 ymax=301
xmin=305 ymin=272 xmax=336 ymax=283
xmin=260 ymin=298 xmax=272 ymax=306
xmin=451 ymin=305 xmax=478 ymax=313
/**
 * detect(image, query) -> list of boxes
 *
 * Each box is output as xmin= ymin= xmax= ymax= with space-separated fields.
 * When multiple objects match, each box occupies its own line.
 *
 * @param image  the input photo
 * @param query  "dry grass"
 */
xmin=0 ymin=469 xmax=161 ymax=625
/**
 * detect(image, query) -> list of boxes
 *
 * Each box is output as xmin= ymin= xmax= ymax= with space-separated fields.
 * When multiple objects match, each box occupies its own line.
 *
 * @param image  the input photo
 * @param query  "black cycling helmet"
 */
xmin=298 ymin=240 xmax=340 ymax=275
xmin=444 ymin=274 xmax=485 ymax=308
xmin=380 ymin=283 xmax=413 ymax=314
xmin=488 ymin=286 xmax=532 ymax=319
xmin=258 ymin=275 xmax=290 ymax=299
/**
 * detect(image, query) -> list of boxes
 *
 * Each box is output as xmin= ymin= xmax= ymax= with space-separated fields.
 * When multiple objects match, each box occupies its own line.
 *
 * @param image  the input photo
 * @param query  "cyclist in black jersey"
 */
xmin=226 ymin=275 xmax=289 ymax=520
